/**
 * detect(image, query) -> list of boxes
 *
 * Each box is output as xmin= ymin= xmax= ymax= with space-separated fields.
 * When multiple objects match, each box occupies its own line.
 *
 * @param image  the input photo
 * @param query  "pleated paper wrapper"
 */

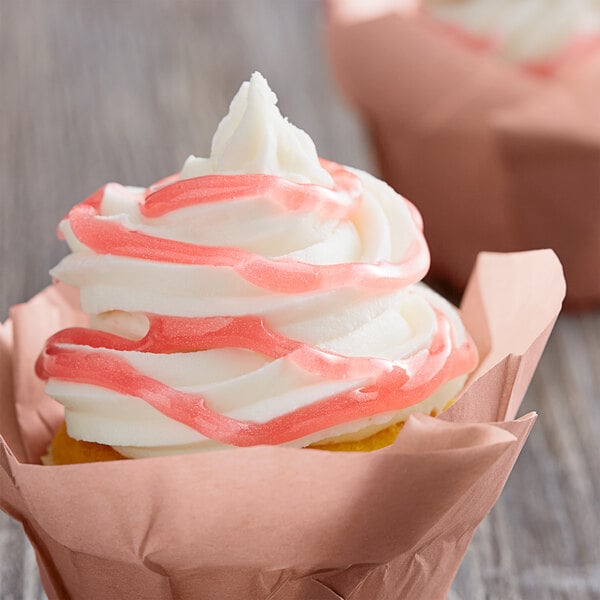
xmin=0 ymin=250 xmax=564 ymax=600
xmin=326 ymin=1 xmax=600 ymax=309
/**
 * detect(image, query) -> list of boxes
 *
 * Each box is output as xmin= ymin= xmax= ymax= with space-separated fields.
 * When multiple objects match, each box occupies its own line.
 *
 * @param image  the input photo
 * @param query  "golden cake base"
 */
xmin=50 ymin=422 xmax=125 ymax=465
xmin=48 ymin=403 xmax=452 ymax=464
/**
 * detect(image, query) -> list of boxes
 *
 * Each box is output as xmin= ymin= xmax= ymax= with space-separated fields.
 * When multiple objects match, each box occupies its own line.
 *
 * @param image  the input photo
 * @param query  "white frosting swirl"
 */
xmin=46 ymin=73 xmax=473 ymax=456
xmin=423 ymin=0 xmax=600 ymax=63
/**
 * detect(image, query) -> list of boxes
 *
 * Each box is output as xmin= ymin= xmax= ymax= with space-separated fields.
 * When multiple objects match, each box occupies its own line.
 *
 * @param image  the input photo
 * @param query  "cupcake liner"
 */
xmin=0 ymin=250 xmax=565 ymax=600
xmin=326 ymin=2 xmax=600 ymax=309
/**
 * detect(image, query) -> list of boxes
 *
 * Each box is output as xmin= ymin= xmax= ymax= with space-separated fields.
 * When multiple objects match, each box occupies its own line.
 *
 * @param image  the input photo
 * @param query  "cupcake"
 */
xmin=327 ymin=0 xmax=600 ymax=308
xmin=37 ymin=72 xmax=477 ymax=463
xmin=0 ymin=69 xmax=566 ymax=600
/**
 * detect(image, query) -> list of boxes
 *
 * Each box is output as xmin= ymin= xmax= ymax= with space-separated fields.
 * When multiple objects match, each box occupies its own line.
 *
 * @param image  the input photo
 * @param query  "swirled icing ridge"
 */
xmin=63 ymin=162 xmax=429 ymax=294
xmin=37 ymin=310 xmax=473 ymax=446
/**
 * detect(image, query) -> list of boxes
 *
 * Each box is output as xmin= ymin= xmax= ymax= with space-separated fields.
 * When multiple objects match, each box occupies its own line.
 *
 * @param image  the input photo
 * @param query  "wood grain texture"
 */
xmin=0 ymin=2 xmax=598 ymax=599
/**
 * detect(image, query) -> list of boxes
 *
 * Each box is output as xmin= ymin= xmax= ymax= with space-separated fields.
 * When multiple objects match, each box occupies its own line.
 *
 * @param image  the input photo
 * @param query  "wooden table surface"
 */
xmin=1 ymin=2 xmax=599 ymax=599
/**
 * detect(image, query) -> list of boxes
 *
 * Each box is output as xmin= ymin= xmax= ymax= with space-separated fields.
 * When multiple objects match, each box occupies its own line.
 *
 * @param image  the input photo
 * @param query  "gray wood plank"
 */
xmin=0 ymin=513 xmax=45 ymax=600
xmin=0 ymin=2 xmax=598 ymax=600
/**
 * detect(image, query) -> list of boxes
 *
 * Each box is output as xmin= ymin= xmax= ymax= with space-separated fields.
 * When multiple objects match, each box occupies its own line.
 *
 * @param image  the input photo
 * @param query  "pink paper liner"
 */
xmin=0 ymin=250 xmax=564 ymax=599
xmin=326 ymin=2 xmax=600 ymax=309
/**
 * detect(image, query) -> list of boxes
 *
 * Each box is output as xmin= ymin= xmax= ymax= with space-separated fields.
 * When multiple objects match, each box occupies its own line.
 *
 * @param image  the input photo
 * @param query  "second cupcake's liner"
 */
xmin=326 ymin=2 xmax=600 ymax=309
xmin=0 ymin=250 xmax=565 ymax=599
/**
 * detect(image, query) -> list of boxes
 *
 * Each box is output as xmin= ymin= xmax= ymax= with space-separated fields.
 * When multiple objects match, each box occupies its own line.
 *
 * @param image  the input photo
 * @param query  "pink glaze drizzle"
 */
xmin=62 ymin=161 xmax=429 ymax=294
xmin=142 ymin=159 xmax=362 ymax=220
xmin=37 ymin=311 xmax=477 ymax=446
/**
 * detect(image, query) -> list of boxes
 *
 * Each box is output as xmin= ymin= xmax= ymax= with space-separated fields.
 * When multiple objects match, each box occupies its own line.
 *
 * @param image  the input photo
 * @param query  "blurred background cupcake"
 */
xmin=327 ymin=0 xmax=600 ymax=309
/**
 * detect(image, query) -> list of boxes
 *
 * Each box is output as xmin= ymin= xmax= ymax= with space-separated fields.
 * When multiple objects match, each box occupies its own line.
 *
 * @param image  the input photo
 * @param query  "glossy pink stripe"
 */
xmin=57 ymin=186 xmax=104 ymax=240
xmin=37 ymin=312 xmax=476 ymax=446
xmin=65 ymin=161 xmax=430 ymax=293
xmin=523 ymin=33 xmax=600 ymax=75
xmin=142 ymin=159 xmax=362 ymax=220
xmin=38 ymin=311 xmax=426 ymax=381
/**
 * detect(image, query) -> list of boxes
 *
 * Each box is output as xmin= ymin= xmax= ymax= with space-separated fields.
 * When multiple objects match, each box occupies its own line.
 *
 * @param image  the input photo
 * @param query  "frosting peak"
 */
xmin=180 ymin=72 xmax=334 ymax=187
